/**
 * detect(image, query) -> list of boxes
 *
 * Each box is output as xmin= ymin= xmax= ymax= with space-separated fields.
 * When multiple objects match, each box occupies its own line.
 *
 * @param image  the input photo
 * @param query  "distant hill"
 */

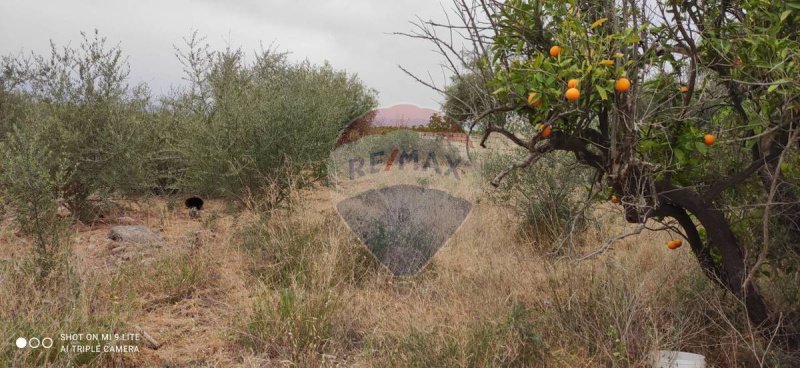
xmin=335 ymin=104 xmax=443 ymax=147
xmin=372 ymin=104 xmax=440 ymax=127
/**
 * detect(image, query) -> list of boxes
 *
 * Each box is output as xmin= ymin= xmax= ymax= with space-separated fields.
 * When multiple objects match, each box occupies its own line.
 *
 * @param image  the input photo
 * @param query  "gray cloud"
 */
xmin=0 ymin=0 xmax=455 ymax=109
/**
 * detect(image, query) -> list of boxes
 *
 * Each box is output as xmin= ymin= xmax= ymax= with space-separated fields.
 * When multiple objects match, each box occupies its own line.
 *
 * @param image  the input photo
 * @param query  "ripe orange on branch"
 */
xmin=565 ymin=87 xmax=580 ymax=101
xmin=704 ymin=134 xmax=716 ymax=145
xmin=567 ymin=79 xmax=579 ymax=88
xmin=615 ymin=77 xmax=631 ymax=93
xmin=541 ymin=125 xmax=553 ymax=138
xmin=679 ymin=85 xmax=689 ymax=93
xmin=549 ymin=45 xmax=562 ymax=57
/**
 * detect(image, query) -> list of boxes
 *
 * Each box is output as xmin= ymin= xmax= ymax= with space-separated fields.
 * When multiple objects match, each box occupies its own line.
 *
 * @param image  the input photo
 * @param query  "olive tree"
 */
xmin=166 ymin=32 xmax=378 ymax=202
xmin=1 ymin=30 xmax=157 ymax=221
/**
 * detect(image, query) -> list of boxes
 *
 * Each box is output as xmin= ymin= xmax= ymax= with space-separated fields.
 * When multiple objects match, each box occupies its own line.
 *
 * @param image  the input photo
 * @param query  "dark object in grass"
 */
xmin=185 ymin=196 xmax=204 ymax=218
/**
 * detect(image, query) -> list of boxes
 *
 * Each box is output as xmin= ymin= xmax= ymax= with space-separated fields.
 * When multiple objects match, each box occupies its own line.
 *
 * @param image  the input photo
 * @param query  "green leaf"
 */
xmin=694 ymin=142 xmax=708 ymax=155
xmin=781 ymin=10 xmax=793 ymax=22
xmin=596 ymin=85 xmax=608 ymax=101
xmin=768 ymin=83 xmax=779 ymax=93
xmin=675 ymin=149 xmax=686 ymax=163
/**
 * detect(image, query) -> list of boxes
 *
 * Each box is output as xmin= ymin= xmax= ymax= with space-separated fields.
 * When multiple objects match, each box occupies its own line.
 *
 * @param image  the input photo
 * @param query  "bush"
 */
xmin=481 ymin=148 xmax=594 ymax=254
xmin=0 ymin=108 xmax=70 ymax=281
xmin=1 ymin=30 xmax=377 ymax=220
xmin=166 ymin=33 xmax=378 ymax=199
xmin=1 ymin=30 xmax=159 ymax=221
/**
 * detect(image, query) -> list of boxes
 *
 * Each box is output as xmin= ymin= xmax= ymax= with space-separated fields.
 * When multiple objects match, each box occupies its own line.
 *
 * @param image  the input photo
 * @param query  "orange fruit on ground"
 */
xmin=679 ymin=85 xmax=689 ymax=93
xmin=549 ymin=45 xmax=562 ymax=57
xmin=527 ymin=92 xmax=542 ymax=108
xmin=567 ymin=79 xmax=579 ymax=88
xmin=541 ymin=125 xmax=553 ymax=138
xmin=610 ymin=195 xmax=620 ymax=204
xmin=565 ymin=87 xmax=580 ymax=101
xmin=615 ymin=77 xmax=631 ymax=93
xmin=704 ymin=134 xmax=716 ymax=145
xmin=667 ymin=239 xmax=683 ymax=250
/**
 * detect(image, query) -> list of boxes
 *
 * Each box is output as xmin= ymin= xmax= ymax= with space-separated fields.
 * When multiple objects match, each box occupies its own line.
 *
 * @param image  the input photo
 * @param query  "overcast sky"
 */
xmin=0 ymin=0 xmax=456 ymax=109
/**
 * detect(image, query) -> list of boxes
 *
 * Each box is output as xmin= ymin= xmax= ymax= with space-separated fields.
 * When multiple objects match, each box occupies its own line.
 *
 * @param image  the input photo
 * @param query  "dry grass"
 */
xmin=1 ymin=182 xmax=798 ymax=367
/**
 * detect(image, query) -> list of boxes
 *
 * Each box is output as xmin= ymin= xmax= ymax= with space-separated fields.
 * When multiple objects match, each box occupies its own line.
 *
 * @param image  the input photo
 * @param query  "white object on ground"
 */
xmin=652 ymin=350 xmax=706 ymax=368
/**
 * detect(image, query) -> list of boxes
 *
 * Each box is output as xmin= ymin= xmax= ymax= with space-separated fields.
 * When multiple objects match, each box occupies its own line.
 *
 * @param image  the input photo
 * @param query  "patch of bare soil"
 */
xmin=68 ymin=199 xmax=251 ymax=366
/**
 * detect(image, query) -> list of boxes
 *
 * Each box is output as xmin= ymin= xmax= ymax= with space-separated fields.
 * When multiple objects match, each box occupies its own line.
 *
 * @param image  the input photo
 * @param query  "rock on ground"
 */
xmin=108 ymin=225 xmax=164 ymax=245
xmin=106 ymin=225 xmax=165 ymax=266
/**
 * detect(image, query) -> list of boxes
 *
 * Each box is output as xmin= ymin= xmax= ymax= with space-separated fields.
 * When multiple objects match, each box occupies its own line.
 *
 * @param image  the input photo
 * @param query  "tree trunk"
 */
xmin=651 ymin=203 xmax=725 ymax=287
xmin=655 ymin=182 xmax=772 ymax=326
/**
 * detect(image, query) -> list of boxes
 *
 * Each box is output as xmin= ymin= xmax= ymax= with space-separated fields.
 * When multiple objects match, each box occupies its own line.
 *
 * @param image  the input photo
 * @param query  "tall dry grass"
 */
xmin=226 ymin=185 xmax=799 ymax=367
xmin=1 ymin=186 xmax=798 ymax=367
xmin=0 ymin=199 xmax=222 ymax=367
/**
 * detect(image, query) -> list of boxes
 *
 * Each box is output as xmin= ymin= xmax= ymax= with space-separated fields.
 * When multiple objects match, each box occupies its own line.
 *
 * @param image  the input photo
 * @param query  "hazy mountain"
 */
xmin=372 ymin=104 xmax=440 ymax=127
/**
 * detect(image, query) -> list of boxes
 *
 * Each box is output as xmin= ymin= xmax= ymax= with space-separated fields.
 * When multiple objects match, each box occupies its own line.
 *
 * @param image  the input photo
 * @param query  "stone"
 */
xmin=108 ymin=225 xmax=164 ymax=245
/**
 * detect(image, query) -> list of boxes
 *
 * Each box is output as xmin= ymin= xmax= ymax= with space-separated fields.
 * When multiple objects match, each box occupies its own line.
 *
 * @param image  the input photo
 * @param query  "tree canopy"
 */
xmin=408 ymin=0 xmax=800 ymax=347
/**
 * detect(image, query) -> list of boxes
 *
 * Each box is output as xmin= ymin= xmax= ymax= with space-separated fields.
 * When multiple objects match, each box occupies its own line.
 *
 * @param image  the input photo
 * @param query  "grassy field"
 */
xmin=1 ymin=139 xmax=793 ymax=367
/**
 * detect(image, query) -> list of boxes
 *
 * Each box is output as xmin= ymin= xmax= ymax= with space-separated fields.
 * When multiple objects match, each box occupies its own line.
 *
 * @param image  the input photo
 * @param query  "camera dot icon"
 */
xmin=16 ymin=337 xmax=27 ymax=349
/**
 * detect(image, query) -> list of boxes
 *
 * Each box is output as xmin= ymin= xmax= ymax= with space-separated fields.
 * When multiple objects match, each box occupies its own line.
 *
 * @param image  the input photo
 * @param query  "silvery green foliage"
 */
xmin=0 ymin=30 xmax=377 ymax=218
xmin=0 ymin=30 xmax=156 ymax=220
xmin=166 ymin=32 xmax=378 ymax=198
xmin=0 ymin=107 xmax=71 ymax=280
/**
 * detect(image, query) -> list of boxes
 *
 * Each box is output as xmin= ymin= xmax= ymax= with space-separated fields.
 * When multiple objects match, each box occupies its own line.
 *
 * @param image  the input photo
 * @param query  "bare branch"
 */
xmin=576 ymin=223 xmax=648 ymax=261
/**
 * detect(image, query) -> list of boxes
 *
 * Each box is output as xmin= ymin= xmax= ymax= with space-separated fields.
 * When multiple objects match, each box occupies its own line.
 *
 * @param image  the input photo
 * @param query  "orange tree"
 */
xmin=405 ymin=0 xmax=799 ymax=345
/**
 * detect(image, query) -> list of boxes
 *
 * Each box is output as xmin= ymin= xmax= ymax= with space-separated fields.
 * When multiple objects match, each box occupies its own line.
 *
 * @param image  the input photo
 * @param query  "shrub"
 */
xmin=1 ymin=30 xmax=377 ymax=220
xmin=1 ymin=30 xmax=159 ymax=221
xmin=166 ymin=33 xmax=378 ymax=199
xmin=0 ymin=108 xmax=70 ymax=281
xmin=481 ymin=148 xmax=594 ymax=254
